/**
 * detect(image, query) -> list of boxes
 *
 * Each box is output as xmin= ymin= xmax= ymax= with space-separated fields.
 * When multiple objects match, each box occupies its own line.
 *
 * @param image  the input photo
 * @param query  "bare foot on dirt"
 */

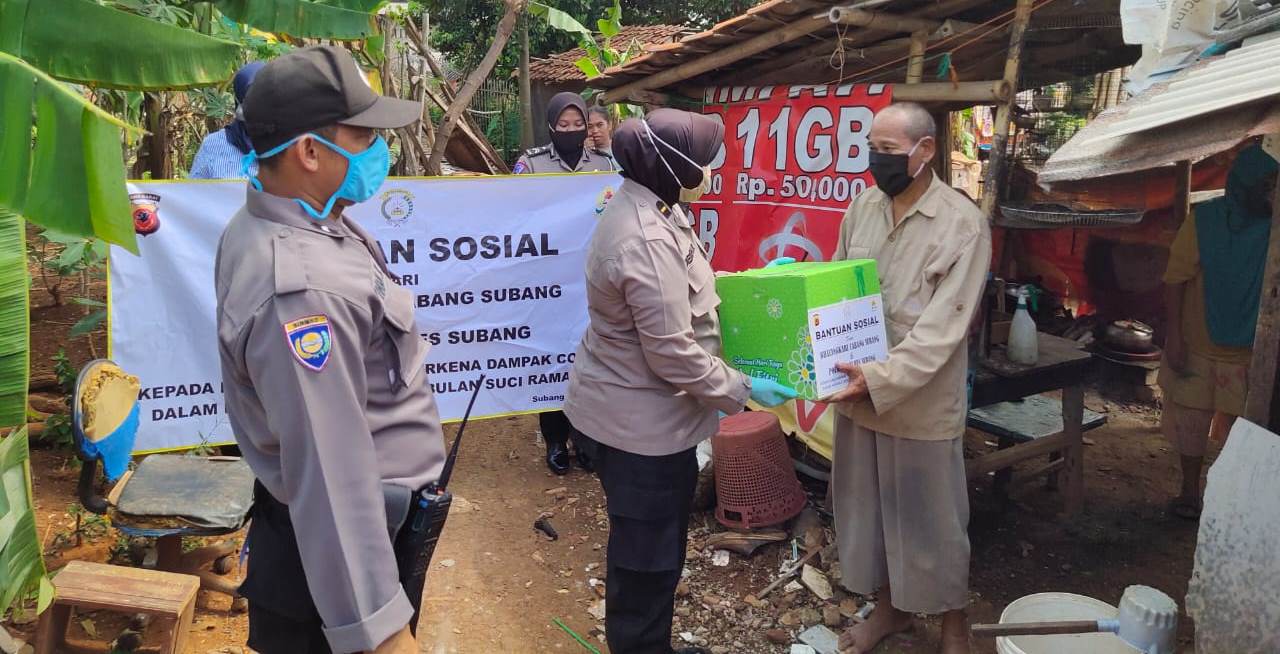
xmin=940 ymin=609 xmax=970 ymax=654
xmin=837 ymin=602 xmax=913 ymax=653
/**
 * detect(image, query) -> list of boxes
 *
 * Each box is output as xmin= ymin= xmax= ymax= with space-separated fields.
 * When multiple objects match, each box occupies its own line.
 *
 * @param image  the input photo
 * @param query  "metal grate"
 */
xmin=999 ymin=203 xmax=1146 ymax=228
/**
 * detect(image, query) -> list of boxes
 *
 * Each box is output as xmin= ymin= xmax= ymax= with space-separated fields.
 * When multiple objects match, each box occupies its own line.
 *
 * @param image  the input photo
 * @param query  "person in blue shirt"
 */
xmin=189 ymin=61 xmax=265 ymax=179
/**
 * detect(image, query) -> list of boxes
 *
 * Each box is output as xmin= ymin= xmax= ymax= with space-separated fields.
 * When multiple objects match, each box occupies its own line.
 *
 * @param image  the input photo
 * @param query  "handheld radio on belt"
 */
xmin=394 ymin=374 xmax=485 ymax=635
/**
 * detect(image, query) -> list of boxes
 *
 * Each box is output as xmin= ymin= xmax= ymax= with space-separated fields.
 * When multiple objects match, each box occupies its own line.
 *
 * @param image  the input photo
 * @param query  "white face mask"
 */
xmin=680 ymin=165 xmax=713 ymax=204
xmin=643 ymin=120 xmax=712 ymax=203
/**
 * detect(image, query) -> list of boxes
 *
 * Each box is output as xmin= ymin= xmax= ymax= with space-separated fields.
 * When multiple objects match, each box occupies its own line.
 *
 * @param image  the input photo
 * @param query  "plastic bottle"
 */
xmin=1007 ymin=286 xmax=1039 ymax=365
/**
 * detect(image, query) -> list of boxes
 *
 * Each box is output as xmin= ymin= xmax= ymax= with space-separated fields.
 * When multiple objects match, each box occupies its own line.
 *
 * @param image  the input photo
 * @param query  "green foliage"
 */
xmin=2 ymin=0 xmax=243 ymax=91
xmin=417 ymin=0 xmax=755 ymax=73
xmin=0 ymin=53 xmax=141 ymax=254
xmin=531 ymin=0 xmax=641 ymax=120
xmin=37 ymin=350 xmax=77 ymax=449
xmin=0 ymin=428 xmax=54 ymax=618
xmin=215 ymin=0 xmax=379 ymax=40
xmin=69 ymin=298 xmax=108 ymax=340
xmin=0 ymin=209 xmax=26 ymax=428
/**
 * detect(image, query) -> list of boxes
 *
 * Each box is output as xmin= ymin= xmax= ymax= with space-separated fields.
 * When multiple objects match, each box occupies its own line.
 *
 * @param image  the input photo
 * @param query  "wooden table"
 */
xmin=968 ymin=333 xmax=1095 ymax=516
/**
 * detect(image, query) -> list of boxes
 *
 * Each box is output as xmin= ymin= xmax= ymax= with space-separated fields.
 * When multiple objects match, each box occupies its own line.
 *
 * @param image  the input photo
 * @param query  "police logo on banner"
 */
xmin=284 ymin=315 xmax=333 ymax=371
xmin=380 ymin=188 xmax=415 ymax=227
xmin=130 ymin=192 xmax=162 ymax=236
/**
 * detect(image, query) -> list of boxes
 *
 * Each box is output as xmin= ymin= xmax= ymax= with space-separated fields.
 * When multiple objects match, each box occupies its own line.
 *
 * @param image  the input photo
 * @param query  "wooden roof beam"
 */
xmin=827 ymin=6 xmax=945 ymax=34
xmin=599 ymin=12 xmax=832 ymax=105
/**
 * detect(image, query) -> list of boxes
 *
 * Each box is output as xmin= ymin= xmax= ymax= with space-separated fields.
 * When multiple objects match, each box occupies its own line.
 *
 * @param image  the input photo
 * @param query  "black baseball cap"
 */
xmin=243 ymin=45 xmax=420 ymax=153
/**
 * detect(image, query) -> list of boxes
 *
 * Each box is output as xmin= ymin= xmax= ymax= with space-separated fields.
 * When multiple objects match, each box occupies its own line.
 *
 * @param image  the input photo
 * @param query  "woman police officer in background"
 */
xmin=563 ymin=109 xmax=797 ymax=654
xmin=514 ymin=91 xmax=617 ymax=475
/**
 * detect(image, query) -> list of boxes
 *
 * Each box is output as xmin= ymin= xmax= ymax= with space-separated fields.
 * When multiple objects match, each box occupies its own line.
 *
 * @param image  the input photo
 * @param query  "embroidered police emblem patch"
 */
xmin=284 ymin=315 xmax=332 ymax=371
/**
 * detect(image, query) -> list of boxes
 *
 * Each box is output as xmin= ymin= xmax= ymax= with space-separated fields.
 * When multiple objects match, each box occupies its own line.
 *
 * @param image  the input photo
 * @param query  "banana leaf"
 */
xmin=0 ymin=428 xmax=52 ymax=616
xmin=0 ymin=53 xmax=140 ymax=254
xmin=0 ymin=0 xmax=242 ymax=91
xmin=529 ymin=2 xmax=594 ymax=45
xmin=0 ymin=209 xmax=26 ymax=429
xmin=313 ymin=0 xmax=387 ymax=11
xmin=216 ymin=0 xmax=378 ymax=40
xmin=0 ymin=209 xmax=26 ymax=428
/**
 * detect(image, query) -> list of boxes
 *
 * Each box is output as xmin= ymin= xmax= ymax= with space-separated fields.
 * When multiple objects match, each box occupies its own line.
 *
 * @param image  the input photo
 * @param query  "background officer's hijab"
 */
xmin=225 ymin=61 xmax=265 ymax=155
xmin=613 ymin=108 xmax=724 ymax=206
xmin=546 ymin=92 xmax=589 ymax=168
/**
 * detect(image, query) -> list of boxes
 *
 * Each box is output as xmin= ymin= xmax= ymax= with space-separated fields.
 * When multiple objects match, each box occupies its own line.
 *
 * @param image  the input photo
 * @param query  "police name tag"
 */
xmin=807 ymin=296 xmax=889 ymax=398
xmin=285 ymin=315 xmax=333 ymax=371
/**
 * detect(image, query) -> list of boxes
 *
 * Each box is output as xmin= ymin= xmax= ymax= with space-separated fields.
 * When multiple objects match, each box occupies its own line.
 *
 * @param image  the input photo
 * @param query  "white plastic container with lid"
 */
xmin=1007 ymin=286 xmax=1039 ymax=366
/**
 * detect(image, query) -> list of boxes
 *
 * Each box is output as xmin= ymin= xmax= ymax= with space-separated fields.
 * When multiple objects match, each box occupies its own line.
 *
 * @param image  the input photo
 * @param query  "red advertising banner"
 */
xmin=692 ymin=84 xmax=894 ymax=272
xmin=694 ymin=84 xmax=894 ymax=461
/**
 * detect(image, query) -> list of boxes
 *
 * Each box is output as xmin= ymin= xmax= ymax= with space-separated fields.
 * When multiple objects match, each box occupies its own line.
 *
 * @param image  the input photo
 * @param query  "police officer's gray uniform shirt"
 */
xmin=215 ymin=188 xmax=446 ymax=652
xmin=514 ymin=144 xmax=617 ymax=174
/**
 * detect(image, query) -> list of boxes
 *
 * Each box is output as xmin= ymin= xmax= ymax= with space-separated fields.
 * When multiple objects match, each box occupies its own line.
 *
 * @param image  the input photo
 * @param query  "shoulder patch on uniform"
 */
xmin=283 ymin=315 xmax=332 ymax=372
xmin=512 ymin=161 xmax=528 ymax=174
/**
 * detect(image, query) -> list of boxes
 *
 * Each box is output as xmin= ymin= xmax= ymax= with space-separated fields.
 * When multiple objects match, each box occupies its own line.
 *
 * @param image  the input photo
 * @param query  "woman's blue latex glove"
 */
xmin=749 ymin=377 xmax=798 ymax=407
xmin=765 ymin=256 xmax=796 ymax=268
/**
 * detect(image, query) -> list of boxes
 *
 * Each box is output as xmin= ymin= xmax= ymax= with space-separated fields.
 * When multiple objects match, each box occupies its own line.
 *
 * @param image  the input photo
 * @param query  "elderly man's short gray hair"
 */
xmin=882 ymin=102 xmax=937 ymax=142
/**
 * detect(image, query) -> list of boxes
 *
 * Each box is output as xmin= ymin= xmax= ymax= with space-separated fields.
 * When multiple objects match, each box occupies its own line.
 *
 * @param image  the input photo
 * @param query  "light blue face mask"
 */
xmin=242 ymin=132 xmax=390 ymax=220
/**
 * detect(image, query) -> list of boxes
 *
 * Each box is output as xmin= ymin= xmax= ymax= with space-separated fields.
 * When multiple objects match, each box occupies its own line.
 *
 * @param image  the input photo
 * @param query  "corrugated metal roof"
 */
xmin=529 ymin=25 xmax=689 ymax=84
xmin=1074 ymin=33 xmax=1280 ymax=146
xmin=1040 ymin=32 xmax=1280 ymax=184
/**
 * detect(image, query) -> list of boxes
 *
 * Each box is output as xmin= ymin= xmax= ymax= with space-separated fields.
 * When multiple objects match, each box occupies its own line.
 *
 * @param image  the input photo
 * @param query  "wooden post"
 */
xmin=518 ymin=15 xmax=534 ymax=152
xmin=979 ymin=0 xmax=1035 ymax=220
xmin=1245 ymin=172 xmax=1280 ymax=430
xmin=1173 ymin=159 xmax=1193 ymax=225
xmin=1061 ymin=383 xmax=1085 ymax=517
xmin=600 ymin=13 xmax=831 ymax=105
xmin=906 ymin=30 xmax=928 ymax=83
xmin=426 ymin=0 xmax=525 ymax=175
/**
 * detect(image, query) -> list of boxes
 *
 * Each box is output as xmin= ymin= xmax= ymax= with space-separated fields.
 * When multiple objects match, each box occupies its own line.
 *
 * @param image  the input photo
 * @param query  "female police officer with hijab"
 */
xmin=563 ymin=109 xmax=796 ymax=654
xmin=515 ymin=91 xmax=617 ymax=475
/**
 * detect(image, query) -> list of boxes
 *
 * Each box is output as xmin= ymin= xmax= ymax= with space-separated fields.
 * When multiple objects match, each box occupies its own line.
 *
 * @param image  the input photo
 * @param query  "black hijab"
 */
xmin=546 ymin=92 xmax=588 ymax=169
xmin=612 ymin=108 xmax=724 ymax=205
xmin=225 ymin=61 xmax=265 ymax=155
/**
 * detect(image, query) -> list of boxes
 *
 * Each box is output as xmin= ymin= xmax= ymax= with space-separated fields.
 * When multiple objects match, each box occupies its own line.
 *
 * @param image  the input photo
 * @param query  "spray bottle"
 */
xmin=1007 ymin=286 xmax=1039 ymax=366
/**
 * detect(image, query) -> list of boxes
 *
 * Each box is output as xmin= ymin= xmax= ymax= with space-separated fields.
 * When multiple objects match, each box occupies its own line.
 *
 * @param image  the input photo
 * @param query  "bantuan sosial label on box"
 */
xmin=807 ymin=294 xmax=889 ymax=398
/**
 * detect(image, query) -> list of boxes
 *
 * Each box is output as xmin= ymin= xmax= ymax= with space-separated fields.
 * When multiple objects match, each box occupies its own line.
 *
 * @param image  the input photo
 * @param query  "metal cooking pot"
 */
xmin=1103 ymin=319 xmax=1155 ymax=353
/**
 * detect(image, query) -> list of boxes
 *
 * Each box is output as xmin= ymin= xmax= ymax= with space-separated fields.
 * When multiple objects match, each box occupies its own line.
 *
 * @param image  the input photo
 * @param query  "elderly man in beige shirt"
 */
xmin=821 ymin=102 xmax=991 ymax=654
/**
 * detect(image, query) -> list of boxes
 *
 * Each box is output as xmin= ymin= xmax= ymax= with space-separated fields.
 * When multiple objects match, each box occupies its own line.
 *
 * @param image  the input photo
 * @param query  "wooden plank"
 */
xmin=981 ymin=333 xmax=1092 ymax=378
xmin=33 ymin=604 xmax=71 ymax=654
xmin=1245 ymin=171 xmax=1280 ymax=430
xmin=967 ymin=431 xmax=1070 ymax=479
xmin=1008 ymin=458 xmax=1066 ymax=490
xmin=979 ymin=0 xmax=1035 ymax=220
xmin=54 ymin=562 xmax=198 ymax=615
xmin=1061 ymin=384 xmax=1085 ymax=516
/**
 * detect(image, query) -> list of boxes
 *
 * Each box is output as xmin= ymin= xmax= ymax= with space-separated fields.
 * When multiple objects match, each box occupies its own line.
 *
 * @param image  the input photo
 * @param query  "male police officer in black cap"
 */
xmin=215 ymin=45 xmax=447 ymax=654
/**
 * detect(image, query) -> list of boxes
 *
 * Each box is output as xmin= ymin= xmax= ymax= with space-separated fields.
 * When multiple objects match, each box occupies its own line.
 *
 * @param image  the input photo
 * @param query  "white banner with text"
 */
xmin=111 ymin=174 xmax=619 ymax=453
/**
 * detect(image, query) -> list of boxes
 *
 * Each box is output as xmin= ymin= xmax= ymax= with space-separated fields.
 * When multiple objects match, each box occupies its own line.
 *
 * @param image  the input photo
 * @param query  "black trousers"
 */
xmin=240 ymin=482 xmax=332 ymax=653
xmin=581 ymin=434 xmax=698 ymax=654
xmin=540 ymin=410 xmax=579 ymax=448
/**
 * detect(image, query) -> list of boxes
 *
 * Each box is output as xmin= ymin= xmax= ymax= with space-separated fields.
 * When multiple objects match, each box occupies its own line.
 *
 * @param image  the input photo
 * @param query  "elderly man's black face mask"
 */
xmin=869 ymin=138 xmax=926 ymax=197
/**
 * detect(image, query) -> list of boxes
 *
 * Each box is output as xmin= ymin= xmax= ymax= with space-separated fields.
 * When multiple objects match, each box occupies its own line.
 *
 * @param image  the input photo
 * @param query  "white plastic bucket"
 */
xmin=995 ymin=592 xmax=1136 ymax=654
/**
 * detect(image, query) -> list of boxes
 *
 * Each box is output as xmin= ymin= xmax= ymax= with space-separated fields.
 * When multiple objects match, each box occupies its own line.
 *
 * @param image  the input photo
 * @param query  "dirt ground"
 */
xmin=7 ymin=251 xmax=1209 ymax=653
xmin=10 ymin=396 xmax=1210 ymax=654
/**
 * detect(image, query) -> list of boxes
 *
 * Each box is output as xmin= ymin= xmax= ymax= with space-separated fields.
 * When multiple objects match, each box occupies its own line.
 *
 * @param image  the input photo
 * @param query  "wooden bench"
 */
xmin=968 ymin=393 xmax=1106 ymax=494
xmin=35 ymin=561 xmax=199 ymax=654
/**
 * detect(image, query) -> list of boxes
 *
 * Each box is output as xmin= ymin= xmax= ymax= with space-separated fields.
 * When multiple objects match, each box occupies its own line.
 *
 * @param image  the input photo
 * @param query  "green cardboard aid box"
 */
xmin=716 ymin=261 xmax=889 ymax=401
